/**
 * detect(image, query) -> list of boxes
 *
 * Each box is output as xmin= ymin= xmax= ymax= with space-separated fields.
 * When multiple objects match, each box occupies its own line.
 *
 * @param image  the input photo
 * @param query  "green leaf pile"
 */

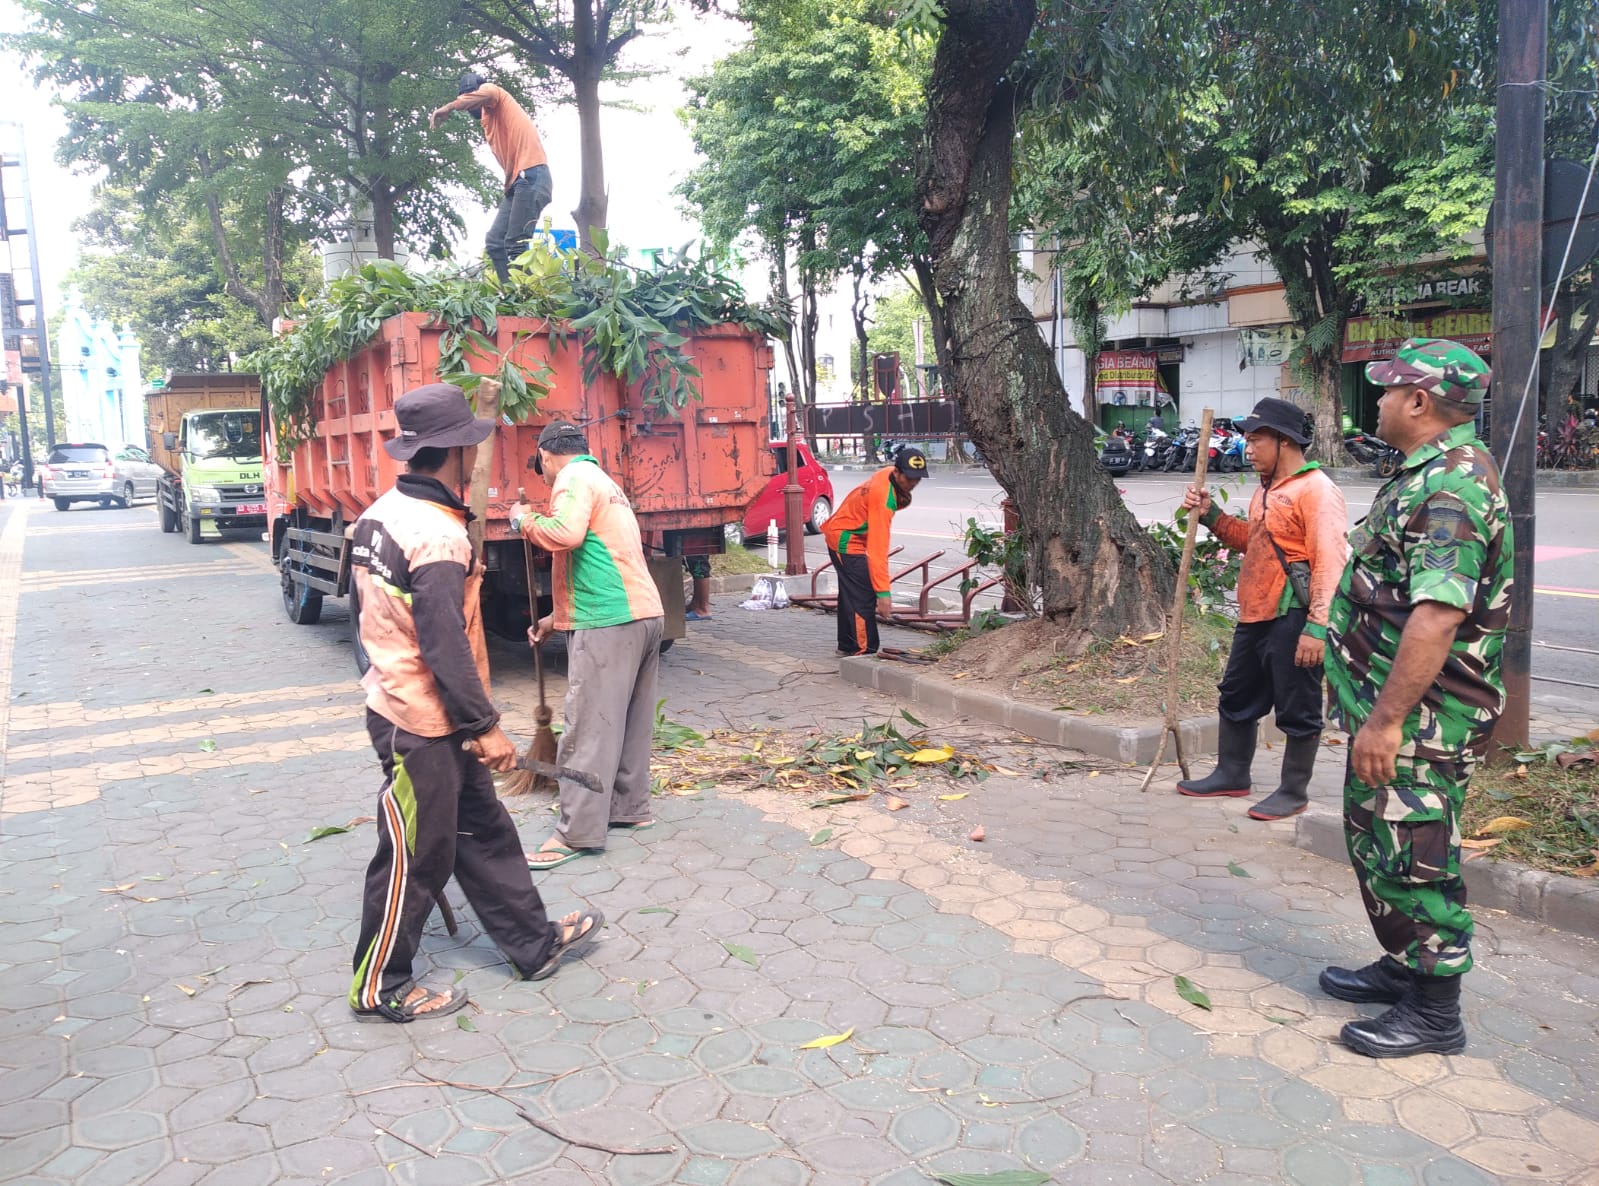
xmin=249 ymin=241 xmax=788 ymax=457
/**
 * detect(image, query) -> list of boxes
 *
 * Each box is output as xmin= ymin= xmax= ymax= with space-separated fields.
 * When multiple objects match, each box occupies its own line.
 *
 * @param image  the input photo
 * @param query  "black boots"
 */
xmin=1176 ymin=717 xmax=1256 ymax=798
xmin=1247 ymin=733 xmax=1319 ymax=820
xmin=1339 ymin=973 xmax=1467 ymax=1058
xmin=1318 ymin=955 xmax=1413 ymax=1004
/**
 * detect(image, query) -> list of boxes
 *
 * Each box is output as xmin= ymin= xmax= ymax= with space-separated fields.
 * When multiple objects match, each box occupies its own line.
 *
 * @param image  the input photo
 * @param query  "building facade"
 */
xmin=56 ymin=293 xmax=143 ymax=448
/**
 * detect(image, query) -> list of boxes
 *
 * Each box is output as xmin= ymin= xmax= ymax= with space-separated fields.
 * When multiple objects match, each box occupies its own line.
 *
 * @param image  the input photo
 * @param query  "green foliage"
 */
xmin=249 ymin=241 xmax=785 ymax=456
xmin=1144 ymin=504 xmax=1242 ymax=618
xmin=653 ymin=699 xmax=706 ymax=751
xmin=960 ymin=516 xmax=1035 ymax=617
xmin=65 ymin=186 xmax=320 ymax=376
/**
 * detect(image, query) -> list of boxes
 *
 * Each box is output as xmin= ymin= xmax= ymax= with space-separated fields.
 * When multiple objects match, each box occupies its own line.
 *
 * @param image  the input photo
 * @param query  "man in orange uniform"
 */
xmin=822 ymin=447 xmax=927 ymax=656
xmin=429 ymin=72 xmax=553 ymax=282
xmin=1177 ymin=397 xmax=1350 ymax=820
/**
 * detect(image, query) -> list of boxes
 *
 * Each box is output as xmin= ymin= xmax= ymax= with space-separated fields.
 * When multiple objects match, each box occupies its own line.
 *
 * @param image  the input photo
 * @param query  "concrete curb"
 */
xmin=1295 ymin=804 xmax=1599 ymax=942
xmin=837 ymin=656 xmax=1245 ymax=763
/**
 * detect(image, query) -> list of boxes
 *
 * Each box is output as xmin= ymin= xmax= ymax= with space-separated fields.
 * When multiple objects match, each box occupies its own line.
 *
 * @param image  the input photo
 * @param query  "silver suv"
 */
xmin=40 ymin=442 xmax=164 ymax=511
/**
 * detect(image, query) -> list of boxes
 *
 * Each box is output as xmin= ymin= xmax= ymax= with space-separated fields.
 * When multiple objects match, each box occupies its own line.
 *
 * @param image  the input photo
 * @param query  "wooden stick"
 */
xmin=466 ymin=377 xmax=503 ymax=561
xmin=1139 ymin=407 xmax=1215 ymax=791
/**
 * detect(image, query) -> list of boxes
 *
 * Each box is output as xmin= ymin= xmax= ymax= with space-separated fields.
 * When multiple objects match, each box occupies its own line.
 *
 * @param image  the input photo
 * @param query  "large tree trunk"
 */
xmin=852 ymin=264 xmax=873 ymax=458
xmin=263 ymin=186 xmax=285 ymax=321
xmin=572 ymin=70 xmax=608 ymax=250
xmin=370 ymin=186 xmax=398 ymax=262
xmin=917 ymin=0 xmax=1171 ymax=641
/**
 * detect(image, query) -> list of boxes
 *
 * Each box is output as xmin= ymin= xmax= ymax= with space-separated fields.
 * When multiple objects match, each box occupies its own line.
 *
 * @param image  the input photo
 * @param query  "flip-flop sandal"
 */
xmin=526 ymin=907 xmax=606 ymax=981
xmin=526 ymin=843 xmax=591 ymax=870
xmin=684 ymin=610 xmax=712 ymax=621
xmin=352 ymin=982 xmax=470 ymax=1024
xmin=608 ymin=819 xmax=656 ymax=831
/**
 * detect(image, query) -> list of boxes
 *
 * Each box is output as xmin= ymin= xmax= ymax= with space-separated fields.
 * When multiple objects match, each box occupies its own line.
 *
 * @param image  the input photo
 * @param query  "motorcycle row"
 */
xmin=1097 ymin=416 xmax=1405 ymax=478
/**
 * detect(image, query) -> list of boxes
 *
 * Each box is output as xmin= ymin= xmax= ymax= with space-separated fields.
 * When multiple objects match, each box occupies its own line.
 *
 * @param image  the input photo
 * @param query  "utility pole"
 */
xmin=1488 ymin=0 xmax=1545 ymax=753
xmin=783 ymin=393 xmax=807 ymax=576
xmin=0 ymin=123 xmax=58 ymax=455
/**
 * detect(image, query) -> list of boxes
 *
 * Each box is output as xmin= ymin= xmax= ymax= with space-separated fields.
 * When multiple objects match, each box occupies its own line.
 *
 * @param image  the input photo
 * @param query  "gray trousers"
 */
xmin=555 ymin=616 xmax=663 ymax=848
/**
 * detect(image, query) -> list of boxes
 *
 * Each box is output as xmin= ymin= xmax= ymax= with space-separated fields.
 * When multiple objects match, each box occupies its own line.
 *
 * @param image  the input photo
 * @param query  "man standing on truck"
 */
xmin=428 ymin=71 xmax=553 ymax=283
xmin=510 ymin=421 xmax=666 ymax=870
xmin=821 ymin=446 xmax=927 ymax=656
xmin=348 ymin=385 xmax=602 ymax=1023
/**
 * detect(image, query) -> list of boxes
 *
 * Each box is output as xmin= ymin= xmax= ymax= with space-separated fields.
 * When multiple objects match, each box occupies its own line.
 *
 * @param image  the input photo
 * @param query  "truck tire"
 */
xmin=348 ymin=582 xmax=371 ymax=675
xmin=160 ymin=497 xmax=178 ymax=533
xmin=186 ymin=504 xmax=204 ymax=544
xmin=280 ymin=558 xmax=324 ymax=625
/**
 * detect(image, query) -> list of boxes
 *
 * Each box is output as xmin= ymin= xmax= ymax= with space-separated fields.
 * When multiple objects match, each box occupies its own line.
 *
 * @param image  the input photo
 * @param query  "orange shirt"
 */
xmin=475 ymin=83 xmax=547 ymax=190
xmin=821 ymin=466 xmax=905 ymax=596
xmin=1204 ymin=463 xmax=1349 ymax=629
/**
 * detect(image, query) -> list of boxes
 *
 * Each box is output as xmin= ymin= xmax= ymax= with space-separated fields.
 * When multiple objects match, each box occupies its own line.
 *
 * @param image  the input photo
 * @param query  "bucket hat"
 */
xmin=384 ymin=383 xmax=495 ymax=460
xmin=1235 ymin=397 xmax=1313 ymax=447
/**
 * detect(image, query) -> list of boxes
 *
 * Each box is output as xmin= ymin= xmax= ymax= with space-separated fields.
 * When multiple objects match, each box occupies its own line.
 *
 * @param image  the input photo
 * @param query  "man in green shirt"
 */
xmin=1322 ymin=338 xmax=1513 ymax=1059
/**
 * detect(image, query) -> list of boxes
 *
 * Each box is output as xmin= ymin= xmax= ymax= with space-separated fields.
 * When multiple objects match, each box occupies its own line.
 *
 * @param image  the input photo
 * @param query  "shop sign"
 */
xmin=1239 ymin=325 xmax=1303 ymax=368
xmin=1096 ymin=349 xmax=1171 ymax=407
xmin=1364 ymin=272 xmax=1486 ymax=309
xmin=1342 ymin=309 xmax=1493 ymax=363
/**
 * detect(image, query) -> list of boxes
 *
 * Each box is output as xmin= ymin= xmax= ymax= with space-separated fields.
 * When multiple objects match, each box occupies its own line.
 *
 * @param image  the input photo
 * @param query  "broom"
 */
xmin=502 ymin=488 xmax=560 ymax=796
xmin=1138 ymin=407 xmax=1215 ymax=792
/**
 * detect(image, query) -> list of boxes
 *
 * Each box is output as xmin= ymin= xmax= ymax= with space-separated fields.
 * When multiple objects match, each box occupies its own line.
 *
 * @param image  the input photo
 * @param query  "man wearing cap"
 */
xmin=1320 ymin=338 xmax=1512 ymax=1058
xmin=821 ymin=446 xmax=927 ymax=656
xmin=1177 ymin=397 xmax=1349 ymax=820
xmin=509 ymin=422 xmax=665 ymax=870
xmin=347 ymin=385 xmax=602 ymax=1022
xmin=429 ymin=72 xmax=553 ymax=283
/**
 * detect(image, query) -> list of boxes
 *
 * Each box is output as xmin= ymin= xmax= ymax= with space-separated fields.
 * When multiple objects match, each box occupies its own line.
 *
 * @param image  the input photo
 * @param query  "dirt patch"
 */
xmin=923 ymin=613 xmax=1232 ymax=727
xmin=711 ymin=547 xmax=775 ymax=577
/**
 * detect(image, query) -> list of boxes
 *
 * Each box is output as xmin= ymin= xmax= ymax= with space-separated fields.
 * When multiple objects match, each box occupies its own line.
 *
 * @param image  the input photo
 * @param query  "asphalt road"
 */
xmin=807 ymin=464 xmax=1599 ymax=691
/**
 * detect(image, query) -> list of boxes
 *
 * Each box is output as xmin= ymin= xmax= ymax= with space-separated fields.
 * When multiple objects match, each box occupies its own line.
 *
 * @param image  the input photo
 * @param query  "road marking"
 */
xmin=1535 ymin=585 xmax=1599 ymax=600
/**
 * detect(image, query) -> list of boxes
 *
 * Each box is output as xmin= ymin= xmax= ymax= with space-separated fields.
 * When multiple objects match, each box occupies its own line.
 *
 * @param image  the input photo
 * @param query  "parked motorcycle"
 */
xmin=1140 ymin=425 xmax=1174 ymax=472
xmin=1343 ymin=431 xmax=1386 ymax=465
xmin=1165 ymin=425 xmax=1201 ymax=472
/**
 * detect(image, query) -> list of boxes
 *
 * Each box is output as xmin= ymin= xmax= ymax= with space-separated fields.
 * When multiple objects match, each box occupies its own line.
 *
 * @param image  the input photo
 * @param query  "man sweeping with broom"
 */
xmin=509 ymin=421 xmax=665 ymax=870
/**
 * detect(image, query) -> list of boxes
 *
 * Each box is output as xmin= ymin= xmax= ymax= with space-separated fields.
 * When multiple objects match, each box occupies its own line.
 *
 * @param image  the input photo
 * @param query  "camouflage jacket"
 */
xmin=1326 ymin=421 xmax=1514 ymax=760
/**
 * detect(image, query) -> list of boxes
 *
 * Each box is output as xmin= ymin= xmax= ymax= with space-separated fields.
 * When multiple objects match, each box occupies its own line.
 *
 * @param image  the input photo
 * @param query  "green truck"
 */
xmin=145 ymin=374 xmax=269 ymax=543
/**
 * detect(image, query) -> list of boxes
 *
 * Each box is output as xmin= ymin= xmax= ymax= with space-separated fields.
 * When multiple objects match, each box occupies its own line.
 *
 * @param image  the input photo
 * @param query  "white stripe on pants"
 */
xmin=555 ymin=615 xmax=663 ymax=848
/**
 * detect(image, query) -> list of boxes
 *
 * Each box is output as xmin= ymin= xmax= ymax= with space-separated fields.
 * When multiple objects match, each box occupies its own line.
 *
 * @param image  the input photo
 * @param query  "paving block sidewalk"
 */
xmin=2 ymin=499 xmax=1598 ymax=1186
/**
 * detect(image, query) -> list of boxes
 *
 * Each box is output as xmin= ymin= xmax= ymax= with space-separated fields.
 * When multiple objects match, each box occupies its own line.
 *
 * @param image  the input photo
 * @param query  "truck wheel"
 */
xmin=186 ymin=506 xmax=204 ymax=544
xmin=280 ymin=559 xmax=324 ymax=625
xmin=160 ymin=499 xmax=178 ymax=533
xmin=53 ymin=497 xmax=70 ymax=512
xmin=348 ymin=582 xmax=371 ymax=675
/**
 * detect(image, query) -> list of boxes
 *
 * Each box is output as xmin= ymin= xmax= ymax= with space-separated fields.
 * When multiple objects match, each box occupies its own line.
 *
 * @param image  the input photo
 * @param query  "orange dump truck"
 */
xmin=265 ymin=312 xmax=774 ymax=666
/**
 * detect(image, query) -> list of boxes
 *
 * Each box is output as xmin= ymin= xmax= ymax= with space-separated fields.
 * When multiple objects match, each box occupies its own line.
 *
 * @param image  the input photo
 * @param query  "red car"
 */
xmin=742 ymin=440 xmax=835 ymax=540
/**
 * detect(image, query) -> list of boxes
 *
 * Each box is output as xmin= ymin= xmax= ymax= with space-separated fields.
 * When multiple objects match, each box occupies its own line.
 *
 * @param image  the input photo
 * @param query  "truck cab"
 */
xmin=145 ymin=374 xmax=267 ymax=543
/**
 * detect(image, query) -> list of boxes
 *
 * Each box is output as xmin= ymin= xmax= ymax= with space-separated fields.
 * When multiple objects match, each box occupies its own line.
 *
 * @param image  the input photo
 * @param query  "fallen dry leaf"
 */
xmin=100 ymin=884 xmax=136 ymax=893
xmin=1555 ymin=749 xmax=1596 ymax=769
xmin=344 ymin=815 xmax=377 ymax=828
xmin=1475 ymin=816 xmax=1533 ymax=836
xmin=907 ymin=746 xmax=956 ymax=765
xmin=799 ymin=1027 xmax=855 ymax=1049
xmin=938 ymin=792 xmax=968 ymax=801
xmin=885 ymin=795 xmax=910 ymax=811
xmin=969 ymin=824 xmax=986 ymax=842
xmin=1460 ymin=837 xmax=1502 ymax=851
xmin=952 ymin=672 xmax=972 ymax=680
xmin=992 ymin=766 xmax=1025 ymax=777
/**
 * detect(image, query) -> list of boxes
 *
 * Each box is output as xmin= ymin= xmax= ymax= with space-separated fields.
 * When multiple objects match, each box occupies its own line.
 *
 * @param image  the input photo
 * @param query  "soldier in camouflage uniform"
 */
xmin=1323 ymin=338 xmax=1513 ymax=1059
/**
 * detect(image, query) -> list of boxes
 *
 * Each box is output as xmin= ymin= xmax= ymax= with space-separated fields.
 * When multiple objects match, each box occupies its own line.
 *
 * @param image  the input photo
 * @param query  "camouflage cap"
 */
xmin=1365 ymin=337 xmax=1492 ymax=405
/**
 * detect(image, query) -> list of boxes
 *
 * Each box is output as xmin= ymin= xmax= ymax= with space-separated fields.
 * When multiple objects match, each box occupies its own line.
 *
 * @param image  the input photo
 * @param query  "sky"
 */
xmin=0 ymin=4 xmax=751 ymax=309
